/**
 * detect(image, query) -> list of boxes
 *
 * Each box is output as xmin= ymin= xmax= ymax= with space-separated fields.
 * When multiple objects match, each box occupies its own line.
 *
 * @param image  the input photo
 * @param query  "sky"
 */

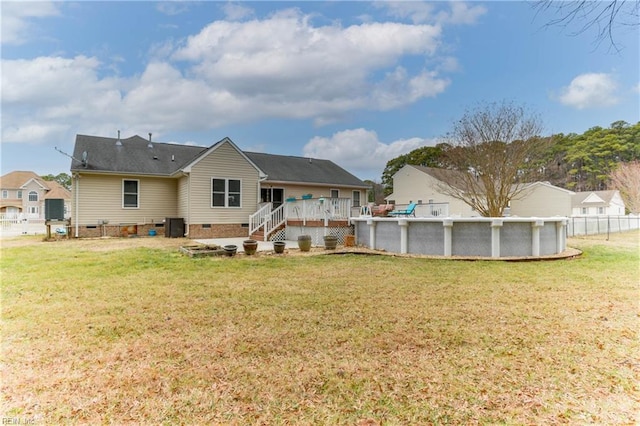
xmin=1 ymin=1 xmax=639 ymax=181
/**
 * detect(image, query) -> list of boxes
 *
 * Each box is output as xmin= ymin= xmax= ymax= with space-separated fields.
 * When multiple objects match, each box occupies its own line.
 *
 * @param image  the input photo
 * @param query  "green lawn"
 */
xmin=1 ymin=232 xmax=638 ymax=424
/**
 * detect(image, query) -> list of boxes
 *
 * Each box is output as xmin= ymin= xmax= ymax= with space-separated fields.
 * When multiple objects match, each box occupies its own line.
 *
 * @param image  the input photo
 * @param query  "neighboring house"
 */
xmin=387 ymin=165 xmax=591 ymax=218
xmin=572 ymin=190 xmax=626 ymax=216
xmin=509 ymin=181 xmax=575 ymax=217
xmin=385 ymin=165 xmax=478 ymax=217
xmin=69 ymin=134 xmax=368 ymax=238
xmin=0 ymin=171 xmax=72 ymax=219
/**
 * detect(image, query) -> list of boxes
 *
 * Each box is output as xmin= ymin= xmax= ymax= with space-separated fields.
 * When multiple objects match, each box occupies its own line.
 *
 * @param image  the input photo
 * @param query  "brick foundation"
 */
xmin=187 ymin=223 xmax=248 ymax=239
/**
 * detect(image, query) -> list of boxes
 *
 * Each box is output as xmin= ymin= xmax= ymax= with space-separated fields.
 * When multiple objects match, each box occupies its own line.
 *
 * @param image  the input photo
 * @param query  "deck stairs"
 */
xmin=249 ymin=203 xmax=287 ymax=241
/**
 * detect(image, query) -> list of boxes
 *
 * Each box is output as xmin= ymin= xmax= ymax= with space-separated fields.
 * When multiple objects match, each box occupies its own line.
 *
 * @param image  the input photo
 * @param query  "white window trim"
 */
xmin=211 ymin=177 xmax=242 ymax=208
xmin=1 ymin=190 xmax=7 ymax=199
xmin=122 ymin=179 xmax=140 ymax=209
xmin=17 ymin=190 xmax=22 ymax=199
xmin=352 ymin=190 xmax=361 ymax=207
xmin=28 ymin=191 xmax=38 ymax=202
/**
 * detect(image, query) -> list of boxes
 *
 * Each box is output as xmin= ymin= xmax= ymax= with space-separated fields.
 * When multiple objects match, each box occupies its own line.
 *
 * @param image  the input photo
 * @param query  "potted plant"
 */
xmin=223 ymin=245 xmax=237 ymax=256
xmin=273 ymin=241 xmax=286 ymax=254
xmin=243 ymin=239 xmax=258 ymax=255
xmin=297 ymin=235 xmax=312 ymax=252
xmin=323 ymin=234 xmax=338 ymax=250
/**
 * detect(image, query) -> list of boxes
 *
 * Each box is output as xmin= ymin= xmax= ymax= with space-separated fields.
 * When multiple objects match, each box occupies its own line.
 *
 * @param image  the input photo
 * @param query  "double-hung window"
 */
xmin=212 ymin=178 xmax=241 ymax=208
xmin=352 ymin=190 xmax=361 ymax=207
xmin=123 ymin=179 xmax=139 ymax=208
xmin=28 ymin=191 xmax=38 ymax=202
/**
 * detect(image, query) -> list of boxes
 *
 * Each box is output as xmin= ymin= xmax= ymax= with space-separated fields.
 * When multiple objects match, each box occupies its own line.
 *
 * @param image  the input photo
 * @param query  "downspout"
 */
xmin=185 ymin=173 xmax=190 ymax=237
xmin=74 ymin=173 xmax=79 ymax=238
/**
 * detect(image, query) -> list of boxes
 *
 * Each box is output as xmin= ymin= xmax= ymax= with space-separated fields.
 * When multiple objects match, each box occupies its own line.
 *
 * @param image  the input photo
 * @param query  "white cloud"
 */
xmin=557 ymin=73 xmax=619 ymax=109
xmin=1 ymin=1 xmax=60 ymax=45
xmin=156 ymin=1 xmax=190 ymax=16
xmin=375 ymin=1 xmax=486 ymax=25
xmin=1 ymin=9 xmax=459 ymax=145
xmin=221 ymin=2 xmax=255 ymax=21
xmin=303 ymin=128 xmax=435 ymax=179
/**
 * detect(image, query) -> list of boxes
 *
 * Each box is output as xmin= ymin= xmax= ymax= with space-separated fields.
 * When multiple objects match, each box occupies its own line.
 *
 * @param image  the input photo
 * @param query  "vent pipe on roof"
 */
xmin=116 ymin=130 xmax=122 ymax=146
xmin=171 ymin=154 xmax=175 ymax=162
xmin=148 ymin=132 xmax=153 ymax=148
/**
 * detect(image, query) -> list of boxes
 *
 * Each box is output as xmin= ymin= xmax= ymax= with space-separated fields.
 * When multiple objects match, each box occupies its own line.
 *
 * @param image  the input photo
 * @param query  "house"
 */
xmin=385 ymin=165 xmax=478 ymax=217
xmin=572 ymin=190 xmax=626 ymax=216
xmin=387 ymin=165 xmax=582 ymax=218
xmin=0 ymin=171 xmax=72 ymax=219
xmin=69 ymin=134 xmax=368 ymax=238
xmin=509 ymin=181 xmax=575 ymax=217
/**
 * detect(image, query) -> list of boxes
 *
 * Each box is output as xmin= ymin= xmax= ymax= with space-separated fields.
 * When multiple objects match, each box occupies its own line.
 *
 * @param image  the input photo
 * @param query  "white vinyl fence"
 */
xmin=0 ymin=214 xmax=46 ymax=237
xmin=566 ymin=215 xmax=640 ymax=237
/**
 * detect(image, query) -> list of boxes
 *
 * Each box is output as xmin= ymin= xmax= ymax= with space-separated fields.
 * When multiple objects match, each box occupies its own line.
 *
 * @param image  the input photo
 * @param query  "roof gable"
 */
xmin=572 ymin=190 xmax=619 ymax=207
xmin=21 ymin=177 xmax=49 ymax=190
xmin=182 ymin=137 xmax=266 ymax=178
xmin=0 ymin=171 xmax=41 ymax=189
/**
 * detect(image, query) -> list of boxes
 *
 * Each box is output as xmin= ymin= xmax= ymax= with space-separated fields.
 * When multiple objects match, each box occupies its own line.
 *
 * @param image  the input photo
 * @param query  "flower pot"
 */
xmin=344 ymin=234 xmax=355 ymax=247
xmin=243 ymin=239 xmax=258 ymax=255
xmin=273 ymin=241 xmax=286 ymax=254
xmin=223 ymin=245 xmax=237 ymax=257
xmin=297 ymin=235 xmax=312 ymax=252
xmin=323 ymin=235 xmax=338 ymax=250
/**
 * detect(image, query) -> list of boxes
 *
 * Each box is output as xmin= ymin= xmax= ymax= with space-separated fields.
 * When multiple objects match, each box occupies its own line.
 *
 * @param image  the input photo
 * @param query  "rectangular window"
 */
xmin=581 ymin=207 xmax=588 ymax=215
xmin=352 ymin=190 xmax=361 ymax=207
xmin=17 ymin=190 xmax=22 ymax=199
xmin=330 ymin=189 xmax=339 ymax=198
xmin=123 ymin=179 xmax=139 ymax=208
xmin=598 ymin=207 xmax=605 ymax=214
xmin=212 ymin=178 xmax=241 ymax=208
xmin=1 ymin=190 xmax=7 ymax=199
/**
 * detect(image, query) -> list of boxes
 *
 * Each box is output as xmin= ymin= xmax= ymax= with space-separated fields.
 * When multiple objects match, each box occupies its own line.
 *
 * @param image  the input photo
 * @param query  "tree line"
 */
xmin=381 ymin=120 xmax=640 ymax=197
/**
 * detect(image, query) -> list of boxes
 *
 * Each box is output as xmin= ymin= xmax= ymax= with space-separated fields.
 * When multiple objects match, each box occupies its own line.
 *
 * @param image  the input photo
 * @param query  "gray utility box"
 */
xmin=45 ymin=199 xmax=65 ymax=221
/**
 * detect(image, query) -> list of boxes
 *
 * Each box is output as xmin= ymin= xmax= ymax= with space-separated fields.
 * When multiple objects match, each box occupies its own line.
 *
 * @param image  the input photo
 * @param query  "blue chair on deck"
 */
xmin=389 ymin=202 xmax=417 ymax=217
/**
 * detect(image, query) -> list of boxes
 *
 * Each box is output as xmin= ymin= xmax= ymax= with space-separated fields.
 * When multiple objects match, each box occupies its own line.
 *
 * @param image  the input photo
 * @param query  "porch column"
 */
xmin=443 ymin=219 xmax=453 ymax=256
xmin=366 ymin=218 xmax=377 ymax=249
xmin=398 ymin=219 xmax=408 ymax=254
xmin=531 ymin=219 xmax=544 ymax=256
xmin=491 ymin=219 xmax=503 ymax=258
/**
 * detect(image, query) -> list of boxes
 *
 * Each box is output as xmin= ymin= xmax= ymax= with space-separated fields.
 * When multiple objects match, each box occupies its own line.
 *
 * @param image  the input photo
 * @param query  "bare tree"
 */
xmin=533 ymin=1 xmax=640 ymax=50
xmin=609 ymin=160 xmax=640 ymax=213
xmin=438 ymin=101 xmax=549 ymax=217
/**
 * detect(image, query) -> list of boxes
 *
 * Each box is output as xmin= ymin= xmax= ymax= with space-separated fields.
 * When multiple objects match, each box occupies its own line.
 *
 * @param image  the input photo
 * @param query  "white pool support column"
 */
xmin=556 ymin=218 xmax=567 ymax=253
xmin=367 ymin=217 xmax=377 ymax=250
xmin=443 ymin=219 xmax=453 ymax=256
xmin=531 ymin=219 xmax=544 ymax=256
xmin=398 ymin=219 xmax=408 ymax=254
xmin=491 ymin=219 xmax=503 ymax=258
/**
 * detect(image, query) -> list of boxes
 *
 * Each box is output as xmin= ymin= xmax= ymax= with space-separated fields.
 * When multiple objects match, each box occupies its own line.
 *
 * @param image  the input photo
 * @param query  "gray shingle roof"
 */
xmin=71 ymin=134 xmax=206 ymax=175
xmin=245 ymin=152 xmax=367 ymax=188
xmin=70 ymin=134 xmax=368 ymax=188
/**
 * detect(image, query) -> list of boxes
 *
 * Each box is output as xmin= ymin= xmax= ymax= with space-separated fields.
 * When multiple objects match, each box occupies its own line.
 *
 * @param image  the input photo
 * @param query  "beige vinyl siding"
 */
xmin=177 ymin=175 xmax=189 ymax=220
xmin=188 ymin=142 xmax=259 ymax=224
xmin=273 ymin=184 xmax=362 ymax=201
xmin=510 ymin=184 xmax=572 ymax=217
xmin=390 ymin=167 xmax=476 ymax=217
xmin=74 ymin=174 xmax=178 ymax=225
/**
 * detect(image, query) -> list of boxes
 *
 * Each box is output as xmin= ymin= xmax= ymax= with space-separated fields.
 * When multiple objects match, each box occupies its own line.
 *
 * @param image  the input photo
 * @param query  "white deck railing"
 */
xmin=249 ymin=197 xmax=353 ymax=240
xmin=285 ymin=197 xmax=352 ymax=223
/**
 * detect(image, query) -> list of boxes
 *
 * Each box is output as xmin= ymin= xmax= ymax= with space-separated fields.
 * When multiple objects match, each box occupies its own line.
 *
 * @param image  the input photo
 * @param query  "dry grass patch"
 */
xmin=1 ymin=231 xmax=638 ymax=424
